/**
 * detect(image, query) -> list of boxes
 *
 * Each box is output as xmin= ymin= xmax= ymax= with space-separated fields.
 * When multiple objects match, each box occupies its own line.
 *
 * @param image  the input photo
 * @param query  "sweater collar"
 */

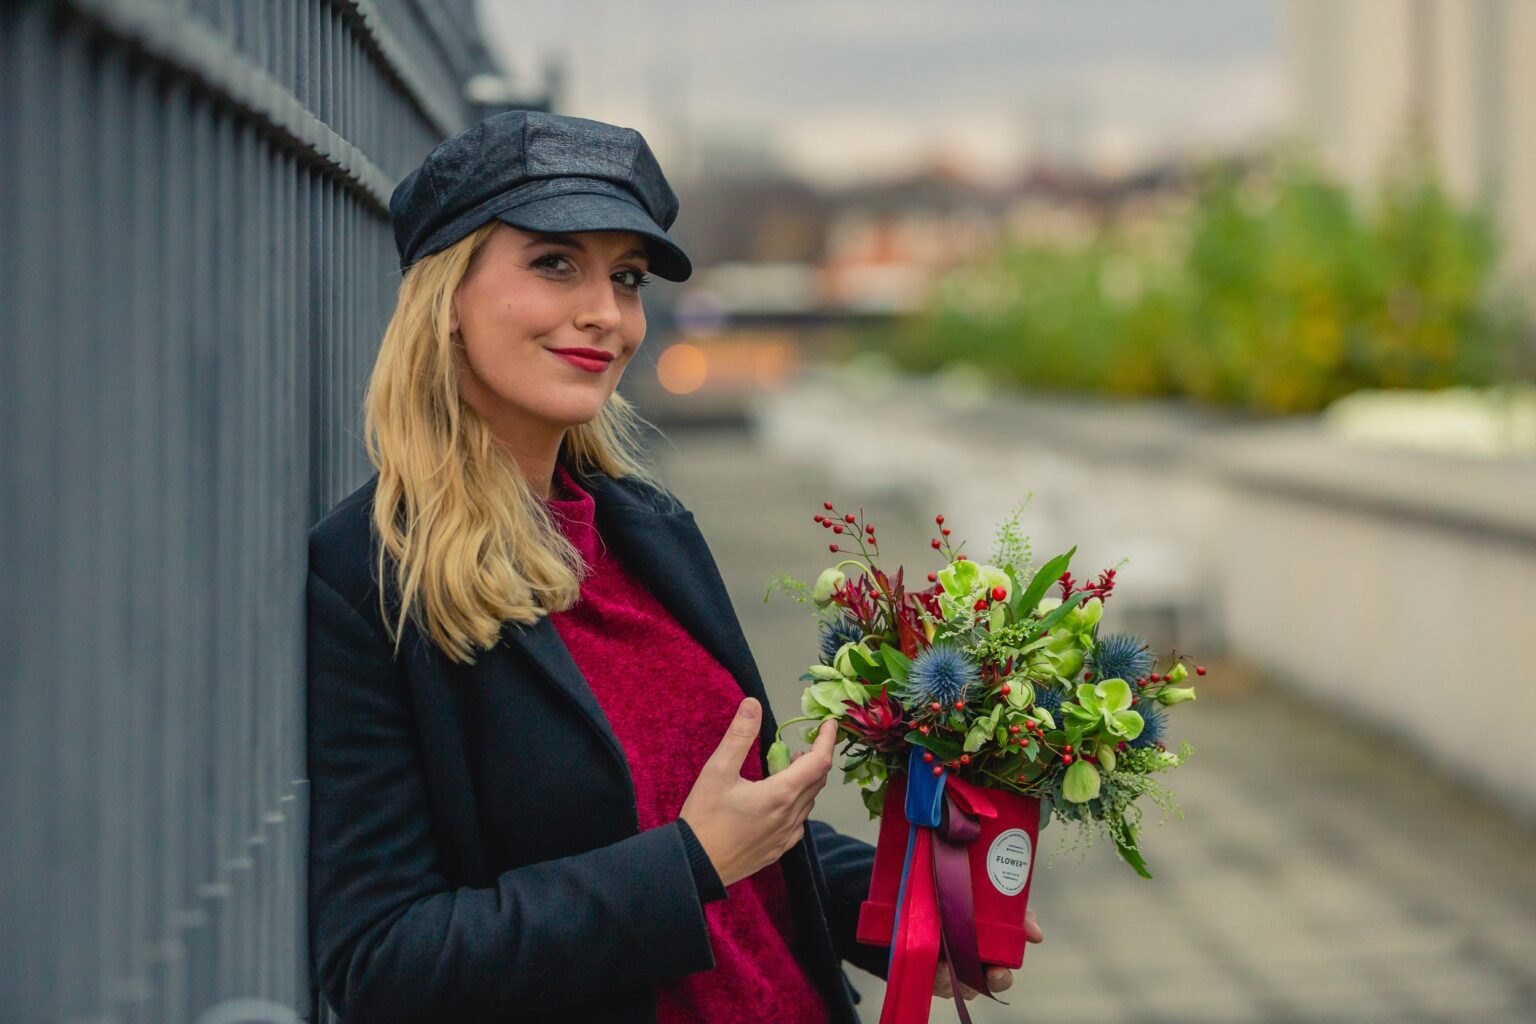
xmin=543 ymin=461 xmax=600 ymax=563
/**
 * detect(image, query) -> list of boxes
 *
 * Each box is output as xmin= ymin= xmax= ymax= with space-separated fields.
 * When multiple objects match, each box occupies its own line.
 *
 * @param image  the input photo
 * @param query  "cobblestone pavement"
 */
xmin=654 ymin=428 xmax=1536 ymax=1024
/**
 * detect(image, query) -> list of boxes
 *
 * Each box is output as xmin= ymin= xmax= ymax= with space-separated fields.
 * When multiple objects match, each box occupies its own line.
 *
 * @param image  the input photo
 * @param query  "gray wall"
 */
xmin=0 ymin=2 xmax=511 ymax=1020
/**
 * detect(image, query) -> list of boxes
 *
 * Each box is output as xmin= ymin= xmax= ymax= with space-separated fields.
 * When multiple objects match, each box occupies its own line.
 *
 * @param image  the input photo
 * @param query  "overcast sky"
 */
xmin=477 ymin=0 xmax=1287 ymax=186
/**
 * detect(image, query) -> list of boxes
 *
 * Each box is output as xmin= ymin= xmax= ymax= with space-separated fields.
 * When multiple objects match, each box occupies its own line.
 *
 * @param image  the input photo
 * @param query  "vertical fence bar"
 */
xmin=2 ymin=0 xmax=516 ymax=1019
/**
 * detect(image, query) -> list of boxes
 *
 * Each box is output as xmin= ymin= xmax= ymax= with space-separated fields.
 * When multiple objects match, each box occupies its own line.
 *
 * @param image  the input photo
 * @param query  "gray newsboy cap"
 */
xmin=389 ymin=110 xmax=692 ymax=281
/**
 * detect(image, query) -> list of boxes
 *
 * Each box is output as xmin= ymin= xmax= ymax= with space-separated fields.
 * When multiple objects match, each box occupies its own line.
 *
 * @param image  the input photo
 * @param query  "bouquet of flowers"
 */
xmin=765 ymin=498 xmax=1201 ymax=1024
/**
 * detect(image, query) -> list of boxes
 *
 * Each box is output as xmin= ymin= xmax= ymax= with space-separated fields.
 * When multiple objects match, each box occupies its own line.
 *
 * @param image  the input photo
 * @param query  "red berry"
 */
xmin=973 ymin=598 xmax=988 ymax=611
xmin=954 ymin=700 xmax=965 ymax=709
xmin=813 ymin=514 xmax=824 ymax=523
xmin=1063 ymin=744 xmax=1073 ymax=753
xmin=828 ymin=544 xmax=838 ymax=552
xmin=932 ymin=765 xmax=944 ymax=776
xmin=993 ymin=586 xmax=1008 ymax=601
xmin=922 ymin=751 xmax=934 ymax=763
xmin=931 ymin=538 xmax=941 ymax=549
xmin=1083 ymin=672 xmax=1094 ymax=682
xmin=865 ymin=524 xmax=875 ymax=534
xmin=833 ymin=524 xmax=844 ymax=534
xmin=1116 ymin=741 xmax=1127 ymax=751
xmin=941 ymin=527 xmax=951 ymax=536
xmin=844 ymin=513 xmax=856 ymax=524
xmin=957 ymin=554 xmax=968 ymax=561
xmin=960 ymin=754 xmax=970 ymax=765
xmin=1131 ymin=697 xmax=1140 ymax=705
xmin=1084 ymin=754 xmax=1098 ymax=764
xmin=1017 ymin=774 xmax=1027 ymax=782
xmin=919 ymin=725 xmax=930 ymax=735
xmin=927 ymin=572 xmax=937 ymax=582
xmin=1061 ymin=754 xmax=1074 ymax=765
xmin=1000 ymin=683 xmax=1012 ymax=695
xmin=1196 ymin=665 xmax=1207 ymax=676
xmin=929 ymin=702 xmax=941 ymax=711
xmin=1150 ymin=673 xmax=1160 ymax=682
xmin=1137 ymin=678 xmax=1148 ymax=687
xmin=935 ymin=514 xmax=945 ymax=524
xmin=822 ymin=519 xmax=831 ymax=528
xmin=1009 ymin=724 xmax=1021 ymax=734
xmin=823 ymin=501 xmax=833 ymax=510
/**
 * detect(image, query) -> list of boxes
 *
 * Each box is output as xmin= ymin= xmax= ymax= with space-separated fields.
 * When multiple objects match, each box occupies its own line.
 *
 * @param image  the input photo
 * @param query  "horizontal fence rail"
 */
xmin=0 ymin=2 xmax=510 ymax=1020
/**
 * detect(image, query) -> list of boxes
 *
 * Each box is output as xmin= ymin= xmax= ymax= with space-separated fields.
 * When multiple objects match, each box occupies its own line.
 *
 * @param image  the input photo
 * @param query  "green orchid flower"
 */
xmin=1062 ymin=759 xmax=1101 ymax=803
xmin=1066 ymin=678 xmax=1145 ymax=741
xmin=1156 ymin=686 xmax=1196 ymax=705
xmin=812 ymin=567 xmax=847 ymax=607
xmin=767 ymin=740 xmax=791 ymax=775
xmin=936 ymin=558 xmax=1011 ymax=620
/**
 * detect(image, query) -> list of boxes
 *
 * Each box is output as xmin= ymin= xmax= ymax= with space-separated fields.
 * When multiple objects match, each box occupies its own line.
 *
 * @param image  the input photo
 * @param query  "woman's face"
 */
xmin=450 ymin=222 xmax=650 ymax=450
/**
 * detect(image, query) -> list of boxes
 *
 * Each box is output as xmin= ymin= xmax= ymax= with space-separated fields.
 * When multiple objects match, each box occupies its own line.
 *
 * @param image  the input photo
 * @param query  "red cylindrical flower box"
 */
xmin=856 ymin=770 xmax=1042 ymax=969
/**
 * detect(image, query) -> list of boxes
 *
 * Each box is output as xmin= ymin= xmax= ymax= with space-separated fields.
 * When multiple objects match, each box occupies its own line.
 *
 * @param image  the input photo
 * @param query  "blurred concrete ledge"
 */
xmin=754 ymin=366 xmax=1536 ymax=822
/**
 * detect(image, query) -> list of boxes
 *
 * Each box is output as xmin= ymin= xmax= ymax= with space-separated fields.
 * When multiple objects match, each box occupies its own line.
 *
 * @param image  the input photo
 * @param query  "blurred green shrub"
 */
xmin=881 ymin=155 xmax=1528 ymax=414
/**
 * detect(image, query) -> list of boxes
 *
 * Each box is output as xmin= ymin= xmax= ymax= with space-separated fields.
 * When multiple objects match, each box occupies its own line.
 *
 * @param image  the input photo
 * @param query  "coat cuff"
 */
xmin=675 ymin=816 xmax=728 ymax=903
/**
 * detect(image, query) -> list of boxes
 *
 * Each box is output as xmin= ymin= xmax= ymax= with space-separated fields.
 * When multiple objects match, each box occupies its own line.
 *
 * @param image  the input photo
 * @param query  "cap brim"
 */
xmin=494 ymin=191 xmax=693 ymax=282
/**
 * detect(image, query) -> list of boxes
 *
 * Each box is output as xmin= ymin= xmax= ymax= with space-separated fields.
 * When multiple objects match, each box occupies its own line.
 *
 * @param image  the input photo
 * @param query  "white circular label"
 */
xmin=985 ymin=829 xmax=1034 ymax=896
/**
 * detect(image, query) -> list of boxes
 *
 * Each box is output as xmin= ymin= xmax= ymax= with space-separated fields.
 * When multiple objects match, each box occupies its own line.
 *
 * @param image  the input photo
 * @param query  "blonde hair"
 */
xmin=363 ymin=220 xmax=669 ymax=665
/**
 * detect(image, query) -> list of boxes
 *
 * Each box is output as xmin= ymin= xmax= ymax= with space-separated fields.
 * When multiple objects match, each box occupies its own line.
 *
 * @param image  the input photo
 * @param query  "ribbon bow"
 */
xmin=878 ymin=747 xmax=1006 ymax=1024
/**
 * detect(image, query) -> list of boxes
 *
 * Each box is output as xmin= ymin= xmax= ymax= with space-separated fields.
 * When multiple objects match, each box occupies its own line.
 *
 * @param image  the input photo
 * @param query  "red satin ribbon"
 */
xmin=878 ymin=781 xmax=1007 ymax=1024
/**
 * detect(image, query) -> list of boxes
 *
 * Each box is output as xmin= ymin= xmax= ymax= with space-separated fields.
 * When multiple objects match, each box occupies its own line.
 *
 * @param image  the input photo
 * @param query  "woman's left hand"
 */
xmin=932 ymin=908 xmax=1043 ymax=1000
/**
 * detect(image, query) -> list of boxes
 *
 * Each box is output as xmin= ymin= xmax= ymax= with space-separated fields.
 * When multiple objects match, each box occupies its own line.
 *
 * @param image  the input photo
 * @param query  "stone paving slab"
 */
xmin=654 ymin=428 xmax=1536 ymax=1024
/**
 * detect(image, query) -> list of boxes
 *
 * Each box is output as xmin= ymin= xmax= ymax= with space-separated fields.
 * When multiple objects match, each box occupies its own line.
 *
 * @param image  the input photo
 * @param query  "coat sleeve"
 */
xmin=806 ymin=818 xmax=890 ymax=980
xmin=306 ymin=567 xmax=720 ymax=1023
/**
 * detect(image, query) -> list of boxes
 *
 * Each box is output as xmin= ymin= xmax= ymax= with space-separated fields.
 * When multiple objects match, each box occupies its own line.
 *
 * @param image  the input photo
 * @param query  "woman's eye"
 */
xmin=619 ymin=269 xmax=652 ymax=291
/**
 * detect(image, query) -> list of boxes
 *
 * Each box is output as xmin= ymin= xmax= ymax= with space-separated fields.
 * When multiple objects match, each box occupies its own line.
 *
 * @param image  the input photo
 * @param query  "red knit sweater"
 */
xmin=543 ymin=464 xmax=832 ymax=1024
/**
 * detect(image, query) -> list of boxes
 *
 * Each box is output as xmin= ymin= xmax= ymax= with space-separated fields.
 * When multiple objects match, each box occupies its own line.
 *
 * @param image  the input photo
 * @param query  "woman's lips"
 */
xmin=550 ymin=349 xmax=612 ymax=373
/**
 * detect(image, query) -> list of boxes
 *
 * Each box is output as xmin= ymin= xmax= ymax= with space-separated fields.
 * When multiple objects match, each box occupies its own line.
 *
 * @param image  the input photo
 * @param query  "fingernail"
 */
xmin=739 ymin=698 xmax=758 ymax=718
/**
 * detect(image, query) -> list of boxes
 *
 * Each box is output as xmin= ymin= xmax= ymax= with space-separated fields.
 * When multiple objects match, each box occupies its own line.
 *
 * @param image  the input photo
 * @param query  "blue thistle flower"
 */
xmin=1087 ymin=632 xmax=1155 ymax=684
xmin=902 ymin=641 xmax=979 ymax=707
xmin=1129 ymin=700 xmax=1167 ymax=750
xmin=1032 ymin=681 xmax=1066 ymax=720
xmin=818 ymin=618 xmax=864 ymax=665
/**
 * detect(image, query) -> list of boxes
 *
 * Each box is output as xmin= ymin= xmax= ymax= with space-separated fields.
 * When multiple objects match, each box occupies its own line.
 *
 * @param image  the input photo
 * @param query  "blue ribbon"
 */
xmin=887 ymin=746 xmax=946 ymax=971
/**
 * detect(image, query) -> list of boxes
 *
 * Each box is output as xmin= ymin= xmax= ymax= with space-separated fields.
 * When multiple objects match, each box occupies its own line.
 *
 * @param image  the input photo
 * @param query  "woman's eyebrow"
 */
xmin=528 ymin=232 xmax=648 ymax=262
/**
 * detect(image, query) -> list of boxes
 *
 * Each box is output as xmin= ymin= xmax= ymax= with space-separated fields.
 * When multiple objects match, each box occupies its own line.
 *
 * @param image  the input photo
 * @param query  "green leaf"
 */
xmin=880 ymin=647 xmax=911 ymax=685
xmin=1013 ymin=547 xmax=1076 ymax=619
xmin=1062 ymin=759 xmax=1101 ymax=803
xmin=862 ymin=785 xmax=888 ymax=819
xmin=848 ymin=646 xmax=889 ymax=684
xmin=1112 ymin=820 xmax=1154 ymax=879
xmin=995 ymin=725 xmax=1010 ymax=746
xmin=1033 ymin=589 xmax=1090 ymax=638
xmin=905 ymin=729 xmax=963 ymax=761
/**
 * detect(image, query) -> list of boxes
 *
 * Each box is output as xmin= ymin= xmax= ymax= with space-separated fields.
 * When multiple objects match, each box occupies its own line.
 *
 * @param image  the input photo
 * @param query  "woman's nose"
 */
xmin=573 ymin=275 xmax=623 ymax=331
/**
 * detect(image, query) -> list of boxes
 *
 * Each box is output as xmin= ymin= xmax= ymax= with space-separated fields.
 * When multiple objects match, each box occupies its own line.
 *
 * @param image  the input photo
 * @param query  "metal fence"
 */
xmin=0 ymin=2 xmax=513 ymax=1020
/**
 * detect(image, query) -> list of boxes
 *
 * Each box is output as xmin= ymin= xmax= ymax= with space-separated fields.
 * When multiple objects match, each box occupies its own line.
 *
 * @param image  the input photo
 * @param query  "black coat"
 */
xmin=306 ymin=461 xmax=891 ymax=1024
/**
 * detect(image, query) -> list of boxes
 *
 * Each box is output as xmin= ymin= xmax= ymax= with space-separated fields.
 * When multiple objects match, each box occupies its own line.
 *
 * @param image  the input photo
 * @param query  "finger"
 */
xmin=703 ymin=697 xmax=761 ymax=778
xmin=986 ymin=967 xmax=1013 ymax=992
xmin=1025 ymin=907 xmax=1044 ymax=943
xmin=775 ymin=718 xmax=837 ymax=789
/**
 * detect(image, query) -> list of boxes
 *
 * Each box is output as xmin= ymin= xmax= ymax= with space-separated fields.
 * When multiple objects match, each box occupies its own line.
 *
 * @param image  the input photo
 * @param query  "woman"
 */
xmin=306 ymin=110 xmax=1037 ymax=1024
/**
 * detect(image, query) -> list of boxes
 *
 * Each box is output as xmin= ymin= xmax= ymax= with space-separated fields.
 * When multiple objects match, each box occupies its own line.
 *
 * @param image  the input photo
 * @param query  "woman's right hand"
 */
xmin=679 ymin=697 xmax=838 ymax=889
